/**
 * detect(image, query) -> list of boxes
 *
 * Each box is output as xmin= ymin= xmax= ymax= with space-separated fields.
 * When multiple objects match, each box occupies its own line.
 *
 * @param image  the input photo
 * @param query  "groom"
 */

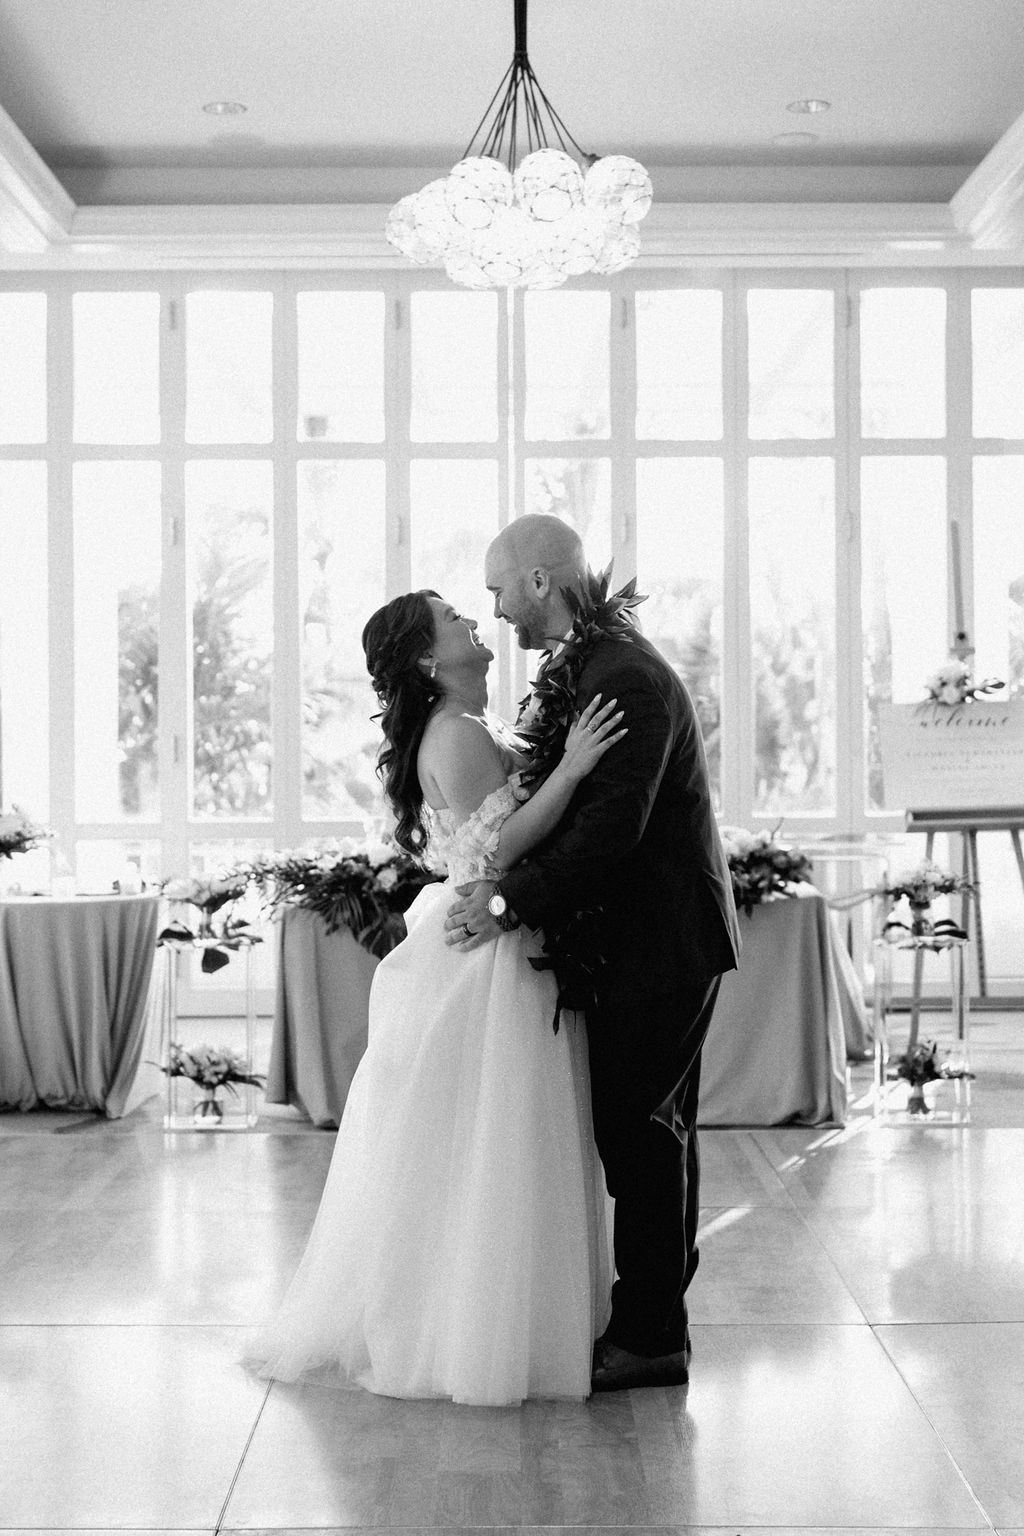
xmin=445 ymin=513 xmax=739 ymax=1392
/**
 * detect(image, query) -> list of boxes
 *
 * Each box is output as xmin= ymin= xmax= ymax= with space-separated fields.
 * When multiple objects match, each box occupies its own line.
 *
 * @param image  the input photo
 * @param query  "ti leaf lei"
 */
xmin=515 ymin=566 xmax=646 ymax=791
xmin=513 ymin=566 xmax=647 ymax=1030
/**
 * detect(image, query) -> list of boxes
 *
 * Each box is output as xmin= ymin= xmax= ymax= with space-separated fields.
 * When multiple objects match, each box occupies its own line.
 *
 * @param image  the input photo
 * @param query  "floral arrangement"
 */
xmin=889 ymin=1039 xmax=974 ymax=1117
xmin=159 ymin=874 xmax=258 ymax=972
xmin=0 ymin=806 xmax=52 ymax=860
xmin=924 ymin=659 xmax=1003 ymax=707
xmin=244 ymin=836 xmax=438 ymax=958
xmin=159 ymin=1042 xmax=265 ymax=1122
xmin=720 ymin=824 xmax=813 ymax=916
xmin=882 ymin=859 xmax=973 ymax=941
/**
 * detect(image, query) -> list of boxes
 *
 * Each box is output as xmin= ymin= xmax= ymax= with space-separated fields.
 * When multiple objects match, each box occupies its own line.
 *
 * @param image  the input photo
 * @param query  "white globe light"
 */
xmin=583 ymin=155 xmax=653 ymax=225
xmin=537 ymin=205 xmax=606 ymax=277
xmin=444 ymin=249 xmax=494 ymax=289
xmin=384 ymin=194 xmax=435 ymax=264
xmin=445 ymin=155 xmax=514 ymax=231
xmin=462 ymin=207 xmax=541 ymax=287
xmin=591 ymin=223 xmax=642 ymax=275
xmin=513 ymin=148 xmax=584 ymax=223
xmin=412 ymin=178 xmax=461 ymax=258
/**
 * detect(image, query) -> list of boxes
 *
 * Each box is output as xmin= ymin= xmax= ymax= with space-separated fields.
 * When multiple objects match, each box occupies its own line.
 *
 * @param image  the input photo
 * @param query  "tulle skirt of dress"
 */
xmin=245 ymin=881 xmax=612 ymax=1405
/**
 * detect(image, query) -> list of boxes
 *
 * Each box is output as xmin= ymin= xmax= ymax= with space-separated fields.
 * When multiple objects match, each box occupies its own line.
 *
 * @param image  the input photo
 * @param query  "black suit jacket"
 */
xmin=502 ymin=631 xmax=740 ymax=1018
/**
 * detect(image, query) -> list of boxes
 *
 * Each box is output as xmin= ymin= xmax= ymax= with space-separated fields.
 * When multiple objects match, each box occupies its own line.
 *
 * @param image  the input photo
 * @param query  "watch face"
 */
xmin=487 ymin=891 xmax=507 ymax=918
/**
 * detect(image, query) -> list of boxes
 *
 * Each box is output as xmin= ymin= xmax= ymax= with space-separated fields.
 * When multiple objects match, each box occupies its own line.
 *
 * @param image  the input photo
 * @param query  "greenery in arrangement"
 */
xmin=889 ymin=1038 xmax=974 ymax=1117
xmin=159 ymin=1042 xmax=266 ymax=1122
xmin=158 ymin=874 xmax=260 ymax=972
xmin=0 ymin=807 xmax=51 ymax=860
xmin=882 ymin=859 xmax=974 ymax=941
xmin=720 ymin=824 xmax=813 ymax=916
xmin=244 ymin=838 xmax=439 ymax=958
xmin=923 ymin=659 xmax=1004 ymax=708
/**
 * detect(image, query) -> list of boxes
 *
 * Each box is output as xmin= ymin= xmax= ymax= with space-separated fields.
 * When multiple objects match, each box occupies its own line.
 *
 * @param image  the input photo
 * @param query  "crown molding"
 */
xmin=0 ymin=196 xmax=978 ymax=269
xmin=951 ymin=107 xmax=1024 ymax=248
xmin=0 ymin=104 xmax=74 ymax=251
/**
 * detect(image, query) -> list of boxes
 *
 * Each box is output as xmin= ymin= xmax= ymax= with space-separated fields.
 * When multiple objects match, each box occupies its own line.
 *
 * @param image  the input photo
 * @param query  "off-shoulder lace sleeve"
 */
xmin=437 ymin=776 xmax=530 ymax=885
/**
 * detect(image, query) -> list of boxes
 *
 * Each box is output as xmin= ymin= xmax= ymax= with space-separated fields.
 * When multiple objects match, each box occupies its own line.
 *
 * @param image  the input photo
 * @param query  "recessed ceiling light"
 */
xmin=773 ymin=131 xmax=819 ymax=147
xmin=786 ymin=98 xmax=831 ymax=115
xmin=202 ymin=101 xmax=247 ymax=116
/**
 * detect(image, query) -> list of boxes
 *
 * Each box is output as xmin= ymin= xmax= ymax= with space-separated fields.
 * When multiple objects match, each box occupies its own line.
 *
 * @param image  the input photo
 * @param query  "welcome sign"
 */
xmin=877 ymin=699 xmax=1024 ymax=813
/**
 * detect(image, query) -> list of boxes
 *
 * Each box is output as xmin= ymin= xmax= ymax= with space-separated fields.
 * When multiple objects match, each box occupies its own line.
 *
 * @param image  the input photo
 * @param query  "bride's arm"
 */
xmin=424 ymin=700 xmax=626 ymax=868
xmin=493 ymin=695 xmax=624 ymax=867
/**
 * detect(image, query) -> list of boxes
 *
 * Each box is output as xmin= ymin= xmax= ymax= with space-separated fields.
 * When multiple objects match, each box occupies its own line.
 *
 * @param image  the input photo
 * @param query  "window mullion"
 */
xmin=273 ymin=275 xmax=302 ymax=848
xmin=610 ymin=279 xmax=636 ymax=583
xmin=156 ymin=279 xmax=190 ymax=884
xmin=47 ymin=281 xmax=75 ymax=868
xmin=387 ymin=279 xmax=412 ymax=600
xmin=835 ymin=272 xmax=860 ymax=832
xmin=722 ymin=271 xmax=749 ymax=826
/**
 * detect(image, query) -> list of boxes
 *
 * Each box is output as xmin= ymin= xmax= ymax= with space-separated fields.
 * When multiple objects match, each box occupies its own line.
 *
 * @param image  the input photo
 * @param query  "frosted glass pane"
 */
xmin=187 ymin=461 xmax=273 ymax=816
xmin=636 ymin=290 xmax=722 ymax=439
xmin=636 ymin=458 xmax=724 ymax=804
xmin=0 ymin=462 xmax=48 ymax=817
xmin=186 ymin=291 xmax=273 ymax=443
xmin=299 ymin=460 xmax=386 ymax=820
xmin=74 ymin=292 xmax=160 ymax=444
xmin=860 ymin=457 xmax=946 ymax=811
xmin=410 ymin=292 xmax=497 ymax=442
xmin=972 ymin=289 xmax=1024 ymax=438
xmin=0 ymin=294 xmax=46 ymax=443
xmin=74 ymin=462 xmax=162 ymax=822
xmin=297 ymin=291 xmax=385 ymax=442
xmin=525 ymin=291 xmax=609 ymax=440
xmin=973 ymin=457 xmax=1024 ymax=700
xmin=524 ymin=458 xmax=611 ymax=574
xmin=748 ymin=289 xmax=834 ymax=439
xmin=410 ymin=461 xmax=500 ymax=663
xmin=749 ymin=457 xmax=836 ymax=814
xmin=861 ymin=288 xmax=946 ymax=438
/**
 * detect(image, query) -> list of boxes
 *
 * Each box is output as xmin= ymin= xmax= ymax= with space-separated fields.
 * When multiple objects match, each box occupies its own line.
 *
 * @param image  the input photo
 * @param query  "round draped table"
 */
xmin=0 ymin=892 xmax=160 ymax=1118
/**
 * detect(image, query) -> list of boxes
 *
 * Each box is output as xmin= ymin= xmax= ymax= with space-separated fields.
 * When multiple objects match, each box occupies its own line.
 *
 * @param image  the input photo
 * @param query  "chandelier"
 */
xmin=385 ymin=0 xmax=652 ymax=290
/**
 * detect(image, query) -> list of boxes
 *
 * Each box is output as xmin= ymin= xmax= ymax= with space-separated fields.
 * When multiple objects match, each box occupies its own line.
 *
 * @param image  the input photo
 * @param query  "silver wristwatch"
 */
xmin=487 ymin=883 xmax=521 ymax=931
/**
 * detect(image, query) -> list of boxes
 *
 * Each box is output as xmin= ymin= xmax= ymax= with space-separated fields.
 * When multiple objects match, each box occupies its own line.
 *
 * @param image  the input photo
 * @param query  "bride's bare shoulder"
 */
xmin=418 ymin=712 xmax=506 ymax=808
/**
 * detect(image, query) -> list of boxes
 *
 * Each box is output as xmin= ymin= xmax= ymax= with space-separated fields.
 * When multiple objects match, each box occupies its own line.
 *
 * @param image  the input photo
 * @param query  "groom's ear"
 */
xmin=530 ymin=567 xmax=551 ymax=597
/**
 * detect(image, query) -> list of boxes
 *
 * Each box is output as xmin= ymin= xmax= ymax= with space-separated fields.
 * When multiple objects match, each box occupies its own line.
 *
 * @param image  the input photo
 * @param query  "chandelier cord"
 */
xmin=463 ymin=0 xmax=593 ymax=172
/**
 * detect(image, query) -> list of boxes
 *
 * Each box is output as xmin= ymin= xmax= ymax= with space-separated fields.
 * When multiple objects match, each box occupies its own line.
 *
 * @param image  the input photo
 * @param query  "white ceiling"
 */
xmin=1 ymin=0 xmax=1023 ymax=205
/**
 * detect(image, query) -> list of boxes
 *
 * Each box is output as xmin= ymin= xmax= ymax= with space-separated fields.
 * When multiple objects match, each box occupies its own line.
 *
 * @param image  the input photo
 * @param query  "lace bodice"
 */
xmin=423 ymin=775 xmax=529 ymax=886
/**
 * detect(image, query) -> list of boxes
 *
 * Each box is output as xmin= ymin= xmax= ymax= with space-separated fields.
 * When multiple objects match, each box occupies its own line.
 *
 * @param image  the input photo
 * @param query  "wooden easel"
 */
xmin=905 ymin=805 xmax=1024 ymax=1015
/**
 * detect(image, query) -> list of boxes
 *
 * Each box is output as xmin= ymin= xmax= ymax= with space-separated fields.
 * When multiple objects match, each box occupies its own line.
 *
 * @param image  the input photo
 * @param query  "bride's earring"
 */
xmin=429 ymin=659 xmax=438 ymax=681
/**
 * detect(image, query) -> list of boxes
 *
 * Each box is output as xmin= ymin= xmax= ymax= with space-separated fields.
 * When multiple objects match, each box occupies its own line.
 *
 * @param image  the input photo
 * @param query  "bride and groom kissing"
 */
xmin=247 ymin=512 xmax=740 ymax=1404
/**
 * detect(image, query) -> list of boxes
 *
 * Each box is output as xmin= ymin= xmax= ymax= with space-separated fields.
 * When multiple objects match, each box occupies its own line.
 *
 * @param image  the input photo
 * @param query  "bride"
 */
xmin=246 ymin=589 xmax=626 ymax=1404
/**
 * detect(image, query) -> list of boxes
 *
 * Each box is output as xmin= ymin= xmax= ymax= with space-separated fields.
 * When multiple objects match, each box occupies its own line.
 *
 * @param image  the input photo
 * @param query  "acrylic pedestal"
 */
xmin=872 ymin=932 xmax=971 ymax=1125
xmin=159 ymin=936 xmax=259 ymax=1131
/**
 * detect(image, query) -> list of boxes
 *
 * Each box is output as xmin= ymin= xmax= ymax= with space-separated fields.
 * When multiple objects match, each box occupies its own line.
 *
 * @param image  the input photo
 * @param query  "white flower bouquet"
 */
xmin=720 ymin=823 xmax=813 ymax=916
xmin=924 ymin=659 xmax=1003 ymax=707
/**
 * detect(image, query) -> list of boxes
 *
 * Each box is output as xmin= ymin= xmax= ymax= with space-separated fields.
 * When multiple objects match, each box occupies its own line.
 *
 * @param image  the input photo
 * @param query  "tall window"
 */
xmin=2 ymin=270 xmax=1022 ymax=992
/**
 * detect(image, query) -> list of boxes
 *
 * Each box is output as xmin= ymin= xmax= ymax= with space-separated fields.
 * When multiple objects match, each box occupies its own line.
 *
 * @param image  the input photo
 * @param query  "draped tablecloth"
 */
xmin=267 ymin=885 xmax=860 ymax=1130
xmin=0 ymin=893 xmax=160 ymax=1118
xmin=265 ymin=908 xmax=380 ymax=1128
xmin=699 ymin=886 xmax=850 ymax=1126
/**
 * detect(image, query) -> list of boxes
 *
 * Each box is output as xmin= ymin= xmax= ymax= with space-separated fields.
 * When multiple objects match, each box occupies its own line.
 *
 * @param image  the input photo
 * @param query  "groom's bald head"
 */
xmin=488 ymin=514 xmax=587 ymax=584
xmin=485 ymin=515 xmax=588 ymax=651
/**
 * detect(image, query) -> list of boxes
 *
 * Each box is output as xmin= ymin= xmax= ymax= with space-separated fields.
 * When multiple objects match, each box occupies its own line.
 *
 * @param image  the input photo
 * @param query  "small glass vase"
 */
xmin=909 ymin=900 xmax=933 ymax=937
xmin=193 ymin=1087 xmax=224 ymax=1126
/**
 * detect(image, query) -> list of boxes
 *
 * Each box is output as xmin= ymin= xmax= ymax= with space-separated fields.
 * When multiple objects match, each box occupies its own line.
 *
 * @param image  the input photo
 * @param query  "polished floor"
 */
xmin=2 ymin=1014 xmax=1023 ymax=1535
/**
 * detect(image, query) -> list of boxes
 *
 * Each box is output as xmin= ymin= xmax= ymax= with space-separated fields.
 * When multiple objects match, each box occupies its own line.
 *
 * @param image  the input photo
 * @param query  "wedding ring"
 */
xmin=462 ymin=924 xmax=475 ymax=939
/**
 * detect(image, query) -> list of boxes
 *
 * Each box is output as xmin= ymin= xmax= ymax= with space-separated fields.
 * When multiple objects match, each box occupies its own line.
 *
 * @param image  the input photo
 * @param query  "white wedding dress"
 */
xmin=246 ymin=777 xmax=612 ymax=1405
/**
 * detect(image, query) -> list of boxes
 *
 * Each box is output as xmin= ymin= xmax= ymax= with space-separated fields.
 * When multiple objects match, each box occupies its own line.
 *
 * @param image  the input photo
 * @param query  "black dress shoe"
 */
xmin=590 ymin=1339 xmax=690 ymax=1393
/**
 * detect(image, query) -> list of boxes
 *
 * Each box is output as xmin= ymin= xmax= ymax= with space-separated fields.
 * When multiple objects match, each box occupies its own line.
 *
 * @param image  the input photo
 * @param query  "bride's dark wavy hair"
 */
xmin=361 ymin=590 xmax=441 ymax=857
